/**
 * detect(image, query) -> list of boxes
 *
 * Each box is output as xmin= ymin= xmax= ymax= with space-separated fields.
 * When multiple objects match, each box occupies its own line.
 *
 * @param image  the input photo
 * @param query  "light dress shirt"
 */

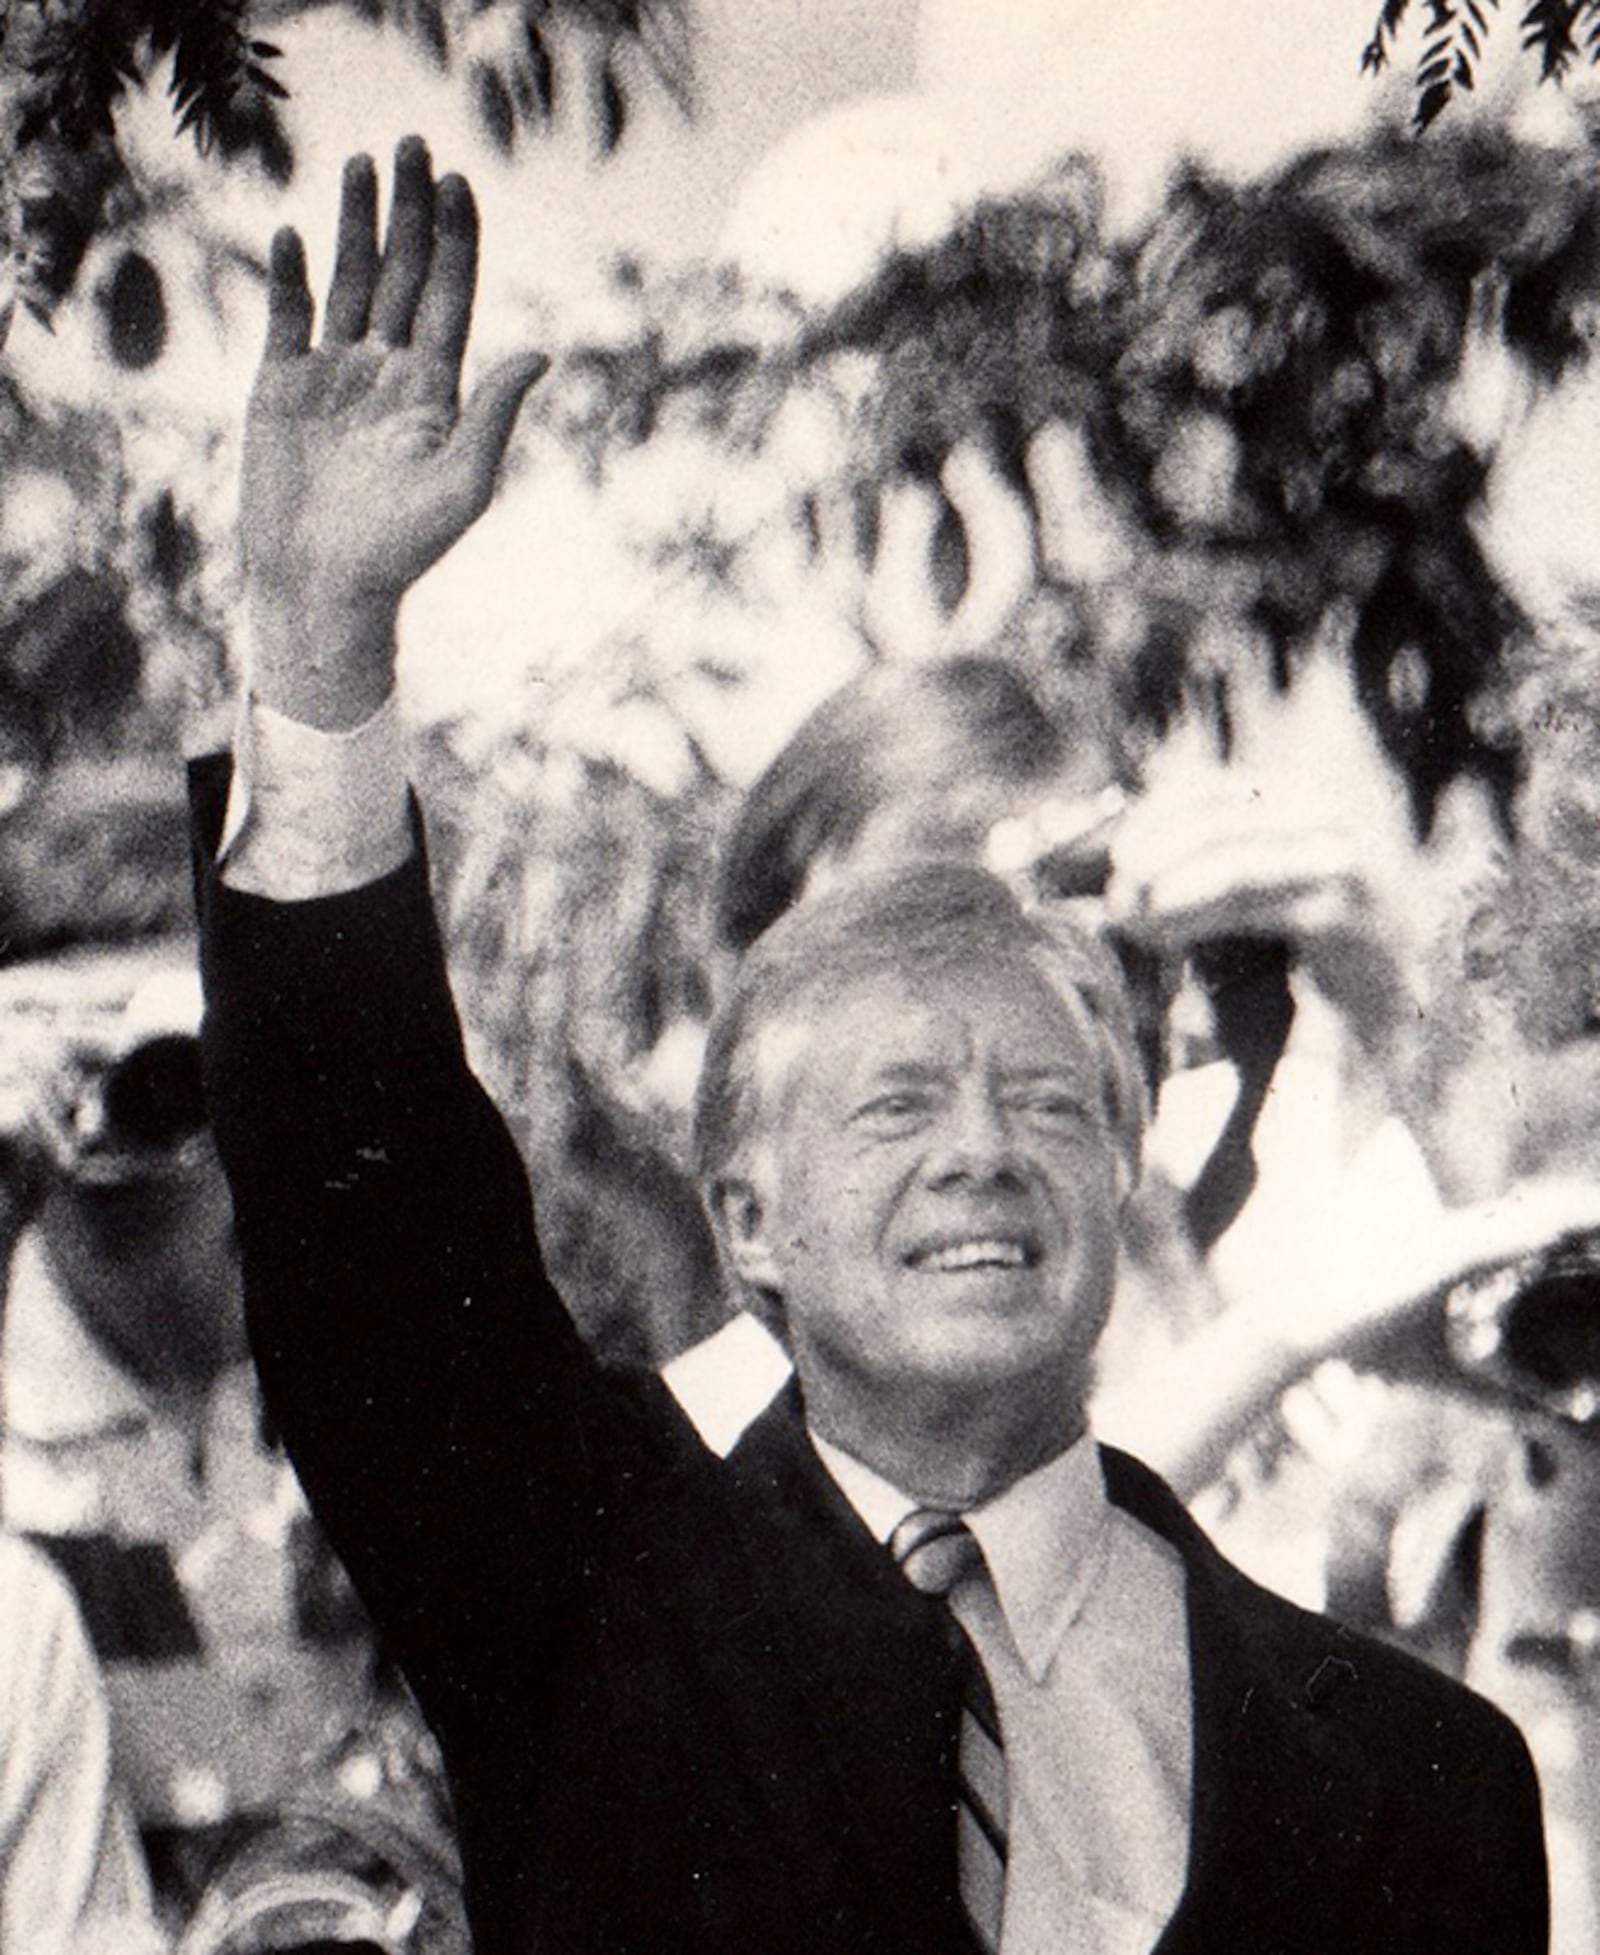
xmin=221 ymin=691 xmax=411 ymax=897
xmin=223 ymin=699 xmax=1196 ymax=1953
xmin=0 ymin=1533 xmax=166 ymax=1955
xmin=813 ymin=1430 xmax=1192 ymax=1955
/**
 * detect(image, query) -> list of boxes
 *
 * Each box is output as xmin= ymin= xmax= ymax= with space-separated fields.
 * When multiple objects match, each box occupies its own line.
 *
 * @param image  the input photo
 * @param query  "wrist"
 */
xmin=244 ymin=584 xmax=400 ymax=731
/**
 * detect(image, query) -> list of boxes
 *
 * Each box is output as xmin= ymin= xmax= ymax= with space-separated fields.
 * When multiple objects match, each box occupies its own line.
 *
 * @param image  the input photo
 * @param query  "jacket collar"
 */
xmin=727 ymin=1389 xmax=1393 ymax=1952
xmin=811 ymin=1424 xmax=1120 ymax=1685
xmin=1097 ymin=1447 xmax=1394 ymax=1953
xmin=724 ymin=1381 xmax=976 ymax=1951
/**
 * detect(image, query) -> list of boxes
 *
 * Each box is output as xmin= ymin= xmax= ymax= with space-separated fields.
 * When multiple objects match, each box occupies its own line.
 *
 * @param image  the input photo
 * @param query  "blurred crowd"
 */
xmin=4 ymin=124 xmax=1600 ymax=1953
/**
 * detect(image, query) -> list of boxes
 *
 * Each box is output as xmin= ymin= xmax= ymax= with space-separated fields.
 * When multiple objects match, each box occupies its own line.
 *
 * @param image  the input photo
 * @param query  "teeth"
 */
xmin=916 ymin=1239 xmax=1027 ymax=1271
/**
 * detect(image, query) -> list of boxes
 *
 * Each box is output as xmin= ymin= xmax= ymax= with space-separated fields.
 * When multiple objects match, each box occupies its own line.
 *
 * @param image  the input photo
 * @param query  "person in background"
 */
xmin=0 ymin=963 xmax=382 ymax=1915
xmin=0 ymin=1528 xmax=166 ymax=1955
xmin=176 ymin=1681 xmax=469 ymax=1955
xmin=712 ymin=654 xmax=1112 ymax=954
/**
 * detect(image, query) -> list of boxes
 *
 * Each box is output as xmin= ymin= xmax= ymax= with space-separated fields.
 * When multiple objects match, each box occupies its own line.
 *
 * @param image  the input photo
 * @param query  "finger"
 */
xmin=1109 ymin=831 xmax=1358 ymax=938
xmin=370 ymin=136 xmax=435 ymax=347
xmin=262 ymin=227 xmax=313 ymax=361
xmin=322 ymin=152 xmax=379 ymax=344
xmin=448 ymin=350 xmax=550 ymax=511
xmin=1121 ymin=882 xmax=1330 ymax=951
xmin=1112 ymin=784 xmax=1303 ymax=895
xmin=411 ymin=173 xmax=479 ymax=393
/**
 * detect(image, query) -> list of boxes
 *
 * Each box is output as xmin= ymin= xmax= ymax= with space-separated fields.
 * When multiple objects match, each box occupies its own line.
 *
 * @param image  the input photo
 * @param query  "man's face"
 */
xmin=732 ymin=956 xmax=1122 ymax=1428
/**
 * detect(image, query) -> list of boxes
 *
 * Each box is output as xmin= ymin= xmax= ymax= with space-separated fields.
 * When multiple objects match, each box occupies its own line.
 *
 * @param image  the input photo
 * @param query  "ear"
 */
xmin=707 ymin=1172 xmax=784 ymax=1294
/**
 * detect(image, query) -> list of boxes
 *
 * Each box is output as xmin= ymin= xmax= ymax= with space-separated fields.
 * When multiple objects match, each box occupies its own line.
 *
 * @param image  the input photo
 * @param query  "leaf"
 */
xmin=412 ymin=0 xmax=450 ymax=67
xmin=598 ymin=54 xmax=625 ymax=153
xmin=147 ymin=0 xmax=186 ymax=57
xmin=1376 ymin=0 xmax=1416 ymax=36
xmin=472 ymin=59 xmax=516 ymax=153
xmin=523 ymin=12 xmax=555 ymax=114
xmin=1414 ymin=77 xmax=1455 ymax=126
xmin=1410 ymin=0 xmax=1488 ymax=126
xmin=1522 ymin=0 xmax=1581 ymax=77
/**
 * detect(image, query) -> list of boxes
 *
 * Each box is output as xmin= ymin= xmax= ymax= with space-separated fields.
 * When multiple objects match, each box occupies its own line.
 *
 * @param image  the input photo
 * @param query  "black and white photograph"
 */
xmin=1 ymin=2 xmax=1599 ymax=1949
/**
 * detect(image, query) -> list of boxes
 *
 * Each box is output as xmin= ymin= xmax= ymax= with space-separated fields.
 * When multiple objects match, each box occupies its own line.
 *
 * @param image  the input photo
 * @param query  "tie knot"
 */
xmin=890 ymin=1508 xmax=984 ymax=1596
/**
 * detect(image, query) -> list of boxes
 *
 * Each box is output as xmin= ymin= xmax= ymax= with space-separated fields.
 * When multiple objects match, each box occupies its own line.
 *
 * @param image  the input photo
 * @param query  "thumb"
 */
xmin=451 ymin=350 xmax=550 ymax=507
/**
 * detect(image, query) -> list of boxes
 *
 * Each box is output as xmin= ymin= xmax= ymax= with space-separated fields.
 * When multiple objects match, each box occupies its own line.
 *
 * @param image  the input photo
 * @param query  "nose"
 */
xmin=922 ymin=1082 xmax=1028 ymax=1195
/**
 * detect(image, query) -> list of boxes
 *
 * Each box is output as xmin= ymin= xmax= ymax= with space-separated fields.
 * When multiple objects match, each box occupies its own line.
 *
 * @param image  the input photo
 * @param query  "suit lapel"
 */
xmin=724 ymin=1385 xmax=972 ymax=1951
xmin=1100 ymin=1447 xmax=1393 ymax=1951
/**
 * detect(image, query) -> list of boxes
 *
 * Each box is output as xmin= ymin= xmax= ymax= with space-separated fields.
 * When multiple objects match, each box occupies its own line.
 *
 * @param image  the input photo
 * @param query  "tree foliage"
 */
xmin=0 ymin=0 xmax=691 ymax=335
xmin=1363 ymin=0 xmax=1600 ymax=129
xmin=7 ymin=0 xmax=287 ymax=153
xmin=542 ymin=133 xmax=1600 ymax=839
xmin=0 ymin=1 xmax=290 ymax=334
xmin=2 ymin=0 xmax=689 ymax=163
xmin=354 ymin=0 xmax=693 ymax=157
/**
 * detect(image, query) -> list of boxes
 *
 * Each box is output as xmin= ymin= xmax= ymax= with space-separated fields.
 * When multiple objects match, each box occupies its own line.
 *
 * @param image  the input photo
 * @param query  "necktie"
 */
xmin=890 ymin=1509 xmax=1008 ymax=1953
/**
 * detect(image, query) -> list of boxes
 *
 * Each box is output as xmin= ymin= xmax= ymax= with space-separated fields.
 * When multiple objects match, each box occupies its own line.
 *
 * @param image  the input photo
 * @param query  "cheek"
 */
xmin=769 ymin=1159 xmax=899 ymax=1300
xmin=776 ymin=1189 xmax=859 ymax=1271
xmin=1052 ymin=1147 xmax=1123 ymax=1246
xmin=765 ymin=1160 xmax=839 ymax=1276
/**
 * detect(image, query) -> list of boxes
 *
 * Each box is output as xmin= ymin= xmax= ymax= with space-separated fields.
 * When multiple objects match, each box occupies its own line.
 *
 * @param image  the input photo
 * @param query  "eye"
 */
xmin=1007 ymin=1087 xmax=1095 ymax=1129
xmin=853 ymin=1089 xmax=935 ymax=1129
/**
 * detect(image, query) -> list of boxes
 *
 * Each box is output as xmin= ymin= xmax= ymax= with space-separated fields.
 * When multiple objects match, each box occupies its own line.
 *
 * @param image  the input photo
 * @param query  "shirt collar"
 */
xmin=810 ymin=1429 xmax=919 ymax=1543
xmin=809 ymin=1425 xmax=1114 ymax=1683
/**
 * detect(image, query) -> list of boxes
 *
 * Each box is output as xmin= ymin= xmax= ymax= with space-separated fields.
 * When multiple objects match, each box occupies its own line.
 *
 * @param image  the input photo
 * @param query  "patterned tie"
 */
xmin=890 ymin=1509 xmax=1008 ymax=1954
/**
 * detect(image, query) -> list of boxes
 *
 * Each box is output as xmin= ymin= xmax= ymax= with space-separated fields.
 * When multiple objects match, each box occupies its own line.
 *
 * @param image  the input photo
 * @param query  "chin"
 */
xmin=904 ymin=1320 xmax=1071 ymax=1390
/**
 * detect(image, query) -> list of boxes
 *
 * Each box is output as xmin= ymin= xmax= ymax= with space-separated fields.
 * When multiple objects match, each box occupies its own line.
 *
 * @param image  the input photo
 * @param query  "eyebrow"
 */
xmin=856 ymin=1061 xmax=949 ymax=1088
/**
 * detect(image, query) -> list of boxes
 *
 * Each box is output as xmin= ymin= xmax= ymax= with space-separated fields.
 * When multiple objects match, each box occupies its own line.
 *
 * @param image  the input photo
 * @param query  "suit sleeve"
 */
xmin=191 ymin=753 xmax=668 ymax=1710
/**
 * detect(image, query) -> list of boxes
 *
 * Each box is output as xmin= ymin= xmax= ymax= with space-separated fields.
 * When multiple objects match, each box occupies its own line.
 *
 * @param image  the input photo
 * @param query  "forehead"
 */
xmin=773 ymin=953 xmax=1098 ymax=1094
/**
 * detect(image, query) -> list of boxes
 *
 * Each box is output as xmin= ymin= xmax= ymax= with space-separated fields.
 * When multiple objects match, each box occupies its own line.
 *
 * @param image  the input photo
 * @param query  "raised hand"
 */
xmin=241 ymin=138 xmax=547 ymax=728
xmin=1103 ymin=634 xmax=1434 ymax=1060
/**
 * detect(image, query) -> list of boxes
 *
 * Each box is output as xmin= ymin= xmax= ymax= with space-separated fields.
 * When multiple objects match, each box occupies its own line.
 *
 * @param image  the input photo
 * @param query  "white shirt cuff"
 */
xmin=220 ymin=692 xmax=412 ymax=899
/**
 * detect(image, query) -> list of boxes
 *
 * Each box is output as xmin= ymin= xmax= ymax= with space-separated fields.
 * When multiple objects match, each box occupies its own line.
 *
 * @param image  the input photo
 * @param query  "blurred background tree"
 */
xmin=0 ymin=0 xmax=691 ymax=340
xmin=1 ymin=0 xmax=1599 ymax=1229
xmin=0 ymin=0 xmax=701 ymax=973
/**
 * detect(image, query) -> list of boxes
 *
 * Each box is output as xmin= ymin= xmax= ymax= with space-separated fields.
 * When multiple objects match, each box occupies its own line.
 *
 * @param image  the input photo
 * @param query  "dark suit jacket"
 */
xmin=192 ymin=757 xmax=1547 ymax=1954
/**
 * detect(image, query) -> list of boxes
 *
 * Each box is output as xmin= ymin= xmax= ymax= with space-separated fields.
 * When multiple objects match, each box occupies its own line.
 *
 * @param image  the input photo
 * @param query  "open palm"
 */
xmin=241 ymin=139 xmax=545 ymax=718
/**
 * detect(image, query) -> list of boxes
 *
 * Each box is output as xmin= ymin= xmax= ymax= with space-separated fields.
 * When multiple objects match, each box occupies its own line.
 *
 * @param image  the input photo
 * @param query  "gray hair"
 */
xmin=692 ymin=861 xmax=1146 ymax=1189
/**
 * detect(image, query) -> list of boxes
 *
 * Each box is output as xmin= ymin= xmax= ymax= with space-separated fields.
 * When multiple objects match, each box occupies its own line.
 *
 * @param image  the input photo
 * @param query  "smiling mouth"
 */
xmin=904 ymin=1237 xmax=1040 ymax=1273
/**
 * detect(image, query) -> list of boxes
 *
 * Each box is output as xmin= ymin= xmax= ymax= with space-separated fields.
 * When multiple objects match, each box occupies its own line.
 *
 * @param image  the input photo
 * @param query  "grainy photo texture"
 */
xmin=1 ymin=4 xmax=1599 ymax=1952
